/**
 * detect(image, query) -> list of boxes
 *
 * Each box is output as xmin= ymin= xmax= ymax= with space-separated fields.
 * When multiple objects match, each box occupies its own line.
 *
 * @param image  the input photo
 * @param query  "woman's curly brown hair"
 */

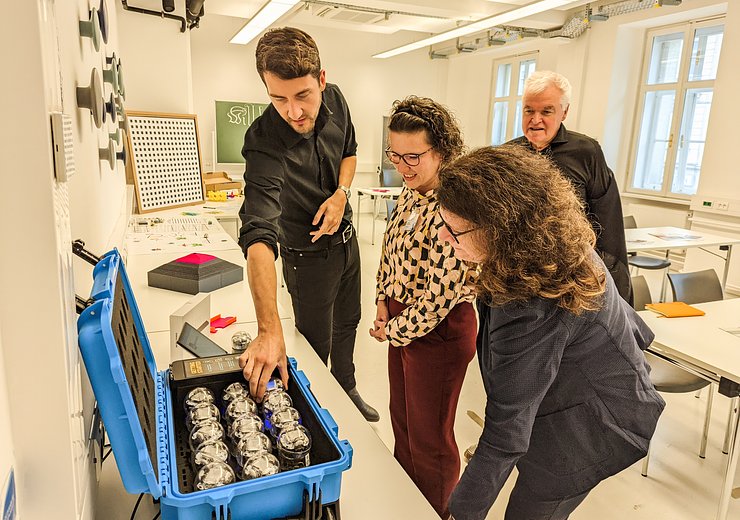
xmin=388 ymin=96 xmax=464 ymax=166
xmin=438 ymin=145 xmax=606 ymax=314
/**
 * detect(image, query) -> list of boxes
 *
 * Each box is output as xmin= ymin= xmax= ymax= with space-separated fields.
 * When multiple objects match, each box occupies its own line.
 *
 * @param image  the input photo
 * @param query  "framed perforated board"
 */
xmin=125 ymin=111 xmax=205 ymax=213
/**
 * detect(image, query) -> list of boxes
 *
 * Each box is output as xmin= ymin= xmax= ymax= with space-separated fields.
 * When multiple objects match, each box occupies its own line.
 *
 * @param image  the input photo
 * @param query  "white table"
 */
xmin=101 ymin=210 xmax=439 ymax=519
xmin=639 ymin=299 xmax=740 ymax=520
xmin=144 ymin=322 xmax=438 ymax=519
xmin=161 ymin=196 xmax=243 ymax=238
xmin=625 ymin=226 xmax=740 ymax=288
xmin=355 ymin=187 xmax=403 ymax=245
xmin=123 ymin=247 xmax=288 ymax=333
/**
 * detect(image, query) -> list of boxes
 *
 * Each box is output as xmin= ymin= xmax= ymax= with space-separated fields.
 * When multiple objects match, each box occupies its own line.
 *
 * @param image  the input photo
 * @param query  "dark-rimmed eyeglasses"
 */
xmin=439 ymin=214 xmax=479 ymax=244
xmin=384 ymin=147 xmax=433 ymax=167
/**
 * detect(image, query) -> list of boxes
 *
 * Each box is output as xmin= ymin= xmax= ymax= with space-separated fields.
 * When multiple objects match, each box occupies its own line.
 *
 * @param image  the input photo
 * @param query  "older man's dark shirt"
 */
xmin=509 ymin=124 xmax=632 ymax=303
xmin=238 ymin=83 xmax=357 ymax=256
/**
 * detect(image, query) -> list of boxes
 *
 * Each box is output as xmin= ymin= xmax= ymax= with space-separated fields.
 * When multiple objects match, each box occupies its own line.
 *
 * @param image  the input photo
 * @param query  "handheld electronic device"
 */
xmin=176 ymin=321 xmax=228 ymax=358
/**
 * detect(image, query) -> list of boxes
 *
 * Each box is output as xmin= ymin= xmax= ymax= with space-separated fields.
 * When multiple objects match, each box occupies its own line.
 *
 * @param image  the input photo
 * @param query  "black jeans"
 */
xmin=280 ymin=233 xmax=361 ymax=391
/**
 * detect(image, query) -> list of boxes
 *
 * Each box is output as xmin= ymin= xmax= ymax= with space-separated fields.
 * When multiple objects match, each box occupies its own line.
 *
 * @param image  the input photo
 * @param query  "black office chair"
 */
xmin=668 ymin=269 xmax=734 ymax=454
xmin=624 ymin=216 xmax=671 ymax=301
xmin=633 ymin=275 xmax=713 ymax=477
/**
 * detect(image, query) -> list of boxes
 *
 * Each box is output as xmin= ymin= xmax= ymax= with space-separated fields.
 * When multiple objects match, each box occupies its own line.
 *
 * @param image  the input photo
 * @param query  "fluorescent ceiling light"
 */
xmin=373 ymin=0 xmax=582 ymax=58
xmin=230 ymin=0 xmax=300 ymax=45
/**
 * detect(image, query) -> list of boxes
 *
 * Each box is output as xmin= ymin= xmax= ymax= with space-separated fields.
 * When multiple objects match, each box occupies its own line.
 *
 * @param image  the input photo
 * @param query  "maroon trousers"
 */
xmin=387 ymin=298 xmax=477 ymax=519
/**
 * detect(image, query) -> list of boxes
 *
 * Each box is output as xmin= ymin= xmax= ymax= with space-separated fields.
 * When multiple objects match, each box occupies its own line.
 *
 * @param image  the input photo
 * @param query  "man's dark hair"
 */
xmin=255 ymin=27 xmax=321 ymax=82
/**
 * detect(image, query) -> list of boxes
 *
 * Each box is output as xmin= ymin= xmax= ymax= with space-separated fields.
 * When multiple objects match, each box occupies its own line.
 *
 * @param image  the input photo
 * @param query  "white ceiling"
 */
xmin=199 ymin=0 xmax=591 ymax=36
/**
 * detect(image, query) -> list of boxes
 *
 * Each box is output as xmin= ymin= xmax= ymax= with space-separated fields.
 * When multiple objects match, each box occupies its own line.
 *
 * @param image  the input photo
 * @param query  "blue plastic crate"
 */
xmin=77 ymin=250 xmax=352 ymax=519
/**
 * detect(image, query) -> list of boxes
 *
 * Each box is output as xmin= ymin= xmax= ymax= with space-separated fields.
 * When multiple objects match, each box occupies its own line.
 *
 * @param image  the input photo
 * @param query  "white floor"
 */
xmin=95 ymin=212 xmax=740 ymax=520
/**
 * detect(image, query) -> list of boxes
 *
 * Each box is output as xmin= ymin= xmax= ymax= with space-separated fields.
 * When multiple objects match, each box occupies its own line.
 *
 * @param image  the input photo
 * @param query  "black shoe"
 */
xmin=346 ymin=387 xmax=380 ymax=422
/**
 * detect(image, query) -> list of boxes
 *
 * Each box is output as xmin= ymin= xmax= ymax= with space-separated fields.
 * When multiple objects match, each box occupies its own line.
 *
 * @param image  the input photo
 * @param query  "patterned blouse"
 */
xmin=376 ymin=186 xmax=477 ymax=347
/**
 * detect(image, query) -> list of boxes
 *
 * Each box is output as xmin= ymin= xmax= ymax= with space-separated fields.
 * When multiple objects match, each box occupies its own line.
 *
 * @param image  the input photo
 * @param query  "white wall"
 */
xmin=0 ymin=1 xmax=99 ymax=518
xmin=65 ymin=0 xmax=129 ymax=295
xmin=443 ymin=0 xmax=740 ymax=290
xmin=444 ymin=0 xmax=732 ymax=191
xmin=116 ymin=2 xmax=194 ymax=113
xmin=189 ymin=14 xmax=449 ymax=182
xmin=0 ymin=331 xmax=15 ymax=517
xmin=580 ymin=0 xmax=730 ymax=191
xmin=445 ymin=36 xmax=589 ymax=149
xmin=693 ymin=2 xmax=739 ymax=199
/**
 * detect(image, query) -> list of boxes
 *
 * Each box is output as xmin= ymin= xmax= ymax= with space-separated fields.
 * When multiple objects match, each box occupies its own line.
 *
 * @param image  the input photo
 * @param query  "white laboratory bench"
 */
xmin=94 ymin=211 xmax=438 ymax=519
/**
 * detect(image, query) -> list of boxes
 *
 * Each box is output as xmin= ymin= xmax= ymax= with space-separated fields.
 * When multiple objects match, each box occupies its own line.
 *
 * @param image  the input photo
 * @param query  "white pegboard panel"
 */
xmin=50 ymin=112 xmax=76 ymax=181
xmin=127 ymin=112 xmax=204 ymax=212
xmin=53 ymin=179 xmax=89 ymax=514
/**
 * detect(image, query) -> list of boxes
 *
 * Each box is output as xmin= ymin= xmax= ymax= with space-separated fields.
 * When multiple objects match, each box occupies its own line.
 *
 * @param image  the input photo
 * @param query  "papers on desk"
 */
xmin=721 ymin=327 xmax=740 ymax=338
xmin=649 ymin=232 xmax=701 ymax=241
xmin=645 ymin=302 xmax=706 ymax=318
xmin=126 ymin=216 xmax=236 ymax=254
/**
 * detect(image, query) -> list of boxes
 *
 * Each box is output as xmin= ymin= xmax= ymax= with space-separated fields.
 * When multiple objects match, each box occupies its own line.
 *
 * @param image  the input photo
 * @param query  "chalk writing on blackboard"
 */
xmin=215 ymin=100 xmax=269 ymax=164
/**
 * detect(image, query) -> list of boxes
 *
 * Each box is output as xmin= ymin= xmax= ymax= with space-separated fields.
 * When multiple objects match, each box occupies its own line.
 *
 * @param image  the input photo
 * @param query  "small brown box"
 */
xmin=203 ymin=171 xmax=241 ymax=193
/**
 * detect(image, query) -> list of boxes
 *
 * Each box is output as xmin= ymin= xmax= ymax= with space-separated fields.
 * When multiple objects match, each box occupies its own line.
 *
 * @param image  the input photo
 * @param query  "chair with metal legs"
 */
xmin=633 ymin=275 xmax=713 ymax=477
xmin=624 ymin=216 xmax=672 ymax=301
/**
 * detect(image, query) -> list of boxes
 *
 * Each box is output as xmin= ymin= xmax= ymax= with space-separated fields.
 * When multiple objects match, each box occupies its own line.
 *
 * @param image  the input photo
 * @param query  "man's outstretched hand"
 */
xmin=238 ymin=330 xmax=289 ymax=400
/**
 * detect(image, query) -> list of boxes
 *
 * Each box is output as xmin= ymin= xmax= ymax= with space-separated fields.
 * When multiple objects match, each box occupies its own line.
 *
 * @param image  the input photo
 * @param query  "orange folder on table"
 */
xmin=645 ymin=302 xmax=705 ymax=318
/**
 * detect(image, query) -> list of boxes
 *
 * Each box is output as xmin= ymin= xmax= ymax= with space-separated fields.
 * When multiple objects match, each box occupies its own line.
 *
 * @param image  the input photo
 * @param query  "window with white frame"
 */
xmin=490 ymin=54 xmax=537 ymax=145
xmin=629 ymin=19 xmax=724 ymax=198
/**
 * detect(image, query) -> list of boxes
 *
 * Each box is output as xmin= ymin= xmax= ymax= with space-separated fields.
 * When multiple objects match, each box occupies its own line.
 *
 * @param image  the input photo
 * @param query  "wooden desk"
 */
xmin=639 ymin=299 xmax=740 ymax=520
xmin=625 ymin=226 xmax=740 ymax=288
xmin=355 ymin=187 xmax=403 ymax=245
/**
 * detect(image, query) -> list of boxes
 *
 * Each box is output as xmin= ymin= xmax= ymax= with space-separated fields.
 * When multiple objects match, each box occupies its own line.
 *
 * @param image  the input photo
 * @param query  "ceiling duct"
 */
xmin=303 ymin=0 xmax=452 ymax=29
xmin=311 ymin=5 xmax=386 ymax=25
xmin=456 ymin=38 xmax=477 ymax=53
xmin=587 ymin=5 xmax=610 ymax=22
xmin=429 ymin=0 xmax=684 ymax=57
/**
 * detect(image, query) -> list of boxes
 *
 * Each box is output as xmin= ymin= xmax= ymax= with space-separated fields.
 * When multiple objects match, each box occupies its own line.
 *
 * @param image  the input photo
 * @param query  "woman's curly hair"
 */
xmin=438 ymin=145 xmax=606 ymax=314
xmin=388 ymin=96 xmax=464 ymax=166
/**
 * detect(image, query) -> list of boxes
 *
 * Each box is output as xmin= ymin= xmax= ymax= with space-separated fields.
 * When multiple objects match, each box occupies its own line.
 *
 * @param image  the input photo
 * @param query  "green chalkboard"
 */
xmin=215 ymin=100 xmax=269 ymax=164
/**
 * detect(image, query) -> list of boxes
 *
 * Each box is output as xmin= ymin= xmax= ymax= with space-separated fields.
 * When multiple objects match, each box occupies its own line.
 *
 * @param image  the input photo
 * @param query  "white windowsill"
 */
xmin=621 ymin=191 xmax=691 ymax=207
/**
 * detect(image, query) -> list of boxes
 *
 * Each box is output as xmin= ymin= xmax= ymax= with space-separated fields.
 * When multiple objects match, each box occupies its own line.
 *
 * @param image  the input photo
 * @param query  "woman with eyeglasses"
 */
xmin=370 ymin=96 xmax=478 ymax=519
xmin=438 ymin=146 xmax=664 ymax=520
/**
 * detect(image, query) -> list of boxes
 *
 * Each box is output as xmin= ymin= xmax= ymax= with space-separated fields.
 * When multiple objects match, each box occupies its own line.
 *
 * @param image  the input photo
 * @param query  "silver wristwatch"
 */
xmin=337 ymin=184 xmax=351 ymax=199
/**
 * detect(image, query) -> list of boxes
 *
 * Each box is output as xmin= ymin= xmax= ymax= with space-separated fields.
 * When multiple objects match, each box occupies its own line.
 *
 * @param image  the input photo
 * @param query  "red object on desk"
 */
xmin=176 ymin=253 xmax=217 ymax=265
xmin=209 ymin=314 xmax=236 ymax=333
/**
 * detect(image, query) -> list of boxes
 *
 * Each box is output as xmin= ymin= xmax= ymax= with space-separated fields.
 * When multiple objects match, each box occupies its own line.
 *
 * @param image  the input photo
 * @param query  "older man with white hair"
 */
xmin=508 ymin=70 xmax=632 ymax=304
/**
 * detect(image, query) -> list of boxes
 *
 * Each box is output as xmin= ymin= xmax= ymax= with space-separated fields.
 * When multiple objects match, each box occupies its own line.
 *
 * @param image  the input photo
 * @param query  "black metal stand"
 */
xmin=73 ymin=239 xmax=101 ymax=314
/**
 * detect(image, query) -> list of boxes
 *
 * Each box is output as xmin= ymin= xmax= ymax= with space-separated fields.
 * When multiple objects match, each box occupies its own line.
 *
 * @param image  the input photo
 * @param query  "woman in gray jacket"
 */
xmin=437 ymin=145 xmax=665 ymax=520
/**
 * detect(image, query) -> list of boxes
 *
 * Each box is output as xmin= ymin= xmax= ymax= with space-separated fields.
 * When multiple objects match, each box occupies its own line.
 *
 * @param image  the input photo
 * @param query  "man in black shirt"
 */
xmin=237 ymin=27 xmax=379 ymax=421
xmin=508 ymin=70 xmax=632 ymax=304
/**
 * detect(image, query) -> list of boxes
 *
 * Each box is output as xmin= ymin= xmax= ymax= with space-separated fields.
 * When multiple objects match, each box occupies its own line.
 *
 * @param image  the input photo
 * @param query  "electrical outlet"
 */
xmin=716 ymin=201 xmax=729 ymax=211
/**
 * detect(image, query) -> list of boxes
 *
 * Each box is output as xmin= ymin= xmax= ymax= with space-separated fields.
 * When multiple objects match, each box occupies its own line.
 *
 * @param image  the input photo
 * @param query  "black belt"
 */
xmin=281 ymin=224 xmax=353 ymax=257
